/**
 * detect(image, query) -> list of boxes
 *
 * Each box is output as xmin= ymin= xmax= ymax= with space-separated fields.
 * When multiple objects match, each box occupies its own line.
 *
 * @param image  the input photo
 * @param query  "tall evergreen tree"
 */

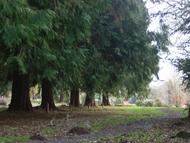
xmin=0 ymin=0 xmax=55 ymax=111
xmin=82 ymin=0 xmax=162 ymax=105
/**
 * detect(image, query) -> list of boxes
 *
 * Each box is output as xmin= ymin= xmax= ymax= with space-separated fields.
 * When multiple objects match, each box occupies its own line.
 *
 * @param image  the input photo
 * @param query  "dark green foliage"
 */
xmin=0 ymin=0 xmax=169 ymax=110
xmin=82 ymin=0 xmax=161 ymax=100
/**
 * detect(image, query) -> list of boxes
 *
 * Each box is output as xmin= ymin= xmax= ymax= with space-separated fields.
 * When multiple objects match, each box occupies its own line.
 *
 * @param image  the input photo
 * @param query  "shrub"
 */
xmin=154 ymin=98 xmax=162 ymax=107
xmin=113 ymin=98 xmax=123 ymax=105
xmin=135 ymin=100 xmax=144 ymax=107
xmin=143 ymin=99 xmax=154 ymax=107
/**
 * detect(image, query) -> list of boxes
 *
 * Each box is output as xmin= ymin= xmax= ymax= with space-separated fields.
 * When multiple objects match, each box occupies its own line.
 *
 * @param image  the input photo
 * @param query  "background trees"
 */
xmin=163 ymin=81 xmax=188 ymax=107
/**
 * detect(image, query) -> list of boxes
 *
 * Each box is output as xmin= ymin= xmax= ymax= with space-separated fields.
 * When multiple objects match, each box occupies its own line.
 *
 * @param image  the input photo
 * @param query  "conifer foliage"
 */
xmin=0 ymin=0 xmax=167 ymax=111
xmin=0 ymin=0 xmax=55 ymax=111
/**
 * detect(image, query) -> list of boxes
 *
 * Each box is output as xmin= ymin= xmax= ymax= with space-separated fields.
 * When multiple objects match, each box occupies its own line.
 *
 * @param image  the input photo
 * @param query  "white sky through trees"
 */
xmin=146 ymin=0 xmax=184 ymax=87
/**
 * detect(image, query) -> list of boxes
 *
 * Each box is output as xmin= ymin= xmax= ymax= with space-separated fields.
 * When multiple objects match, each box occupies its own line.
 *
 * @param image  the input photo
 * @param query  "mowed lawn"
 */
xmin=0 ymin=106 xmax=166 ymax=142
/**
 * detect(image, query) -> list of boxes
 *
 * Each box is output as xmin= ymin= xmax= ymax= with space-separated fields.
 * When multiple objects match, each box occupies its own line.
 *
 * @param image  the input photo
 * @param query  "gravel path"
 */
xmin=27 ymin=108 xmax=188 ymax=143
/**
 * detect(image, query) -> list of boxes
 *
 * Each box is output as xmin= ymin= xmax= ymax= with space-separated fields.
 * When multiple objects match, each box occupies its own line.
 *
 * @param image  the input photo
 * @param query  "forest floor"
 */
xmin=0 ymin=106 xmax=189 ymax=143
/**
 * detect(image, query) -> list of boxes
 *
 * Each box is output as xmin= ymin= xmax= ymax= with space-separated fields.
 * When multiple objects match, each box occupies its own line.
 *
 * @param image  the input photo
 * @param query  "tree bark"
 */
xmin=40 ymin=79 xmax=56 ymax=109
xmin=70 ymin=88 xmax=80 ymax=107
xmin=8 ymin=70 xmax=33 ymax=111
xmin=58 ymin=93 xmax=65 ymax=103
xmin=84 ymin=94 xmax=96 ymax=106
xmin=102 ymin=93 xmax=107 ymax=106
xmin=102 ymin=92 xmax=110 ymax=106
xmin=32 ymin=87 xmax=35 ymax=100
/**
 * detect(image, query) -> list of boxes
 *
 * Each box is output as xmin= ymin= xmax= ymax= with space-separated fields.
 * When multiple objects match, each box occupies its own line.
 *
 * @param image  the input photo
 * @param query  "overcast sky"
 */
xmin=146 ymin=1 xmax=184 ymax=87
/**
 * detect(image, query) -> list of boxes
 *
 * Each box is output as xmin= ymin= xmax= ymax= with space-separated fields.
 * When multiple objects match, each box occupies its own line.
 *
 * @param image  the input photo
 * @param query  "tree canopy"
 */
xmin=0 ymin=0 xmax=169 ymax=110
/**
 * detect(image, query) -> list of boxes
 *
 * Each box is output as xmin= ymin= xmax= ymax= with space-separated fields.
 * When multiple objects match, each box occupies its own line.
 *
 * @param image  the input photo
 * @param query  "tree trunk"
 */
xmin=102 ymin=93 xmax=110 ymax=106
xmin=58 ymin=93 xmax=65 ymax=103
xmin=84 ymin=94 xmax=96 ymax=106
xmin=8 ymin=70 xmax=33 ymax=111
xmin=70 ymin=88 xmax=80 ymax=107
xmin=188 ymin=105 xmax=190 ymax=119
xmin=40 ymin=79 xmax=56 ymax=109
xmin=107 ymin=95 xmax=110 ymax=105
xmin=32 ymin=87 xmax=35 ymax=100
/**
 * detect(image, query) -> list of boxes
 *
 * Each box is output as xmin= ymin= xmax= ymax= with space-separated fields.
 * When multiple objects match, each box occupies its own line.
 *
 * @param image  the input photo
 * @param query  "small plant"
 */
xmin=97 ymin=136 xmax=106 ymax=141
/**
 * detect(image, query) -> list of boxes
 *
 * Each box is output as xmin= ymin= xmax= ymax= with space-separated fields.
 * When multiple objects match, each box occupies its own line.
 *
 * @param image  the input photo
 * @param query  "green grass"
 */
xmin=41 ymin=128 xmax=57 ymax=138
xmin=95 ymin=130 xmax=182 ymax=143
xmin=0 ymin=106 xmax=168 ymax=142
xmin=0 ymin=136 xmax=31 ymax=142
xmin=90 ymin=107 xmax=166 ymax=130
xmin=102 ymin=106 xmax=165 ymax=115
xmin=169 ymin=107 xmax=189 ymax=113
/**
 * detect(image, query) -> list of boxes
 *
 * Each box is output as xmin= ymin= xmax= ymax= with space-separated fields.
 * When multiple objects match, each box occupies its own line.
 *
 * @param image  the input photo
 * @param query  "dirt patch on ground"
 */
xmin=172 ymin=122 xmax=185 ymax=127
xmin=0 ymin=106 xmax=120 ymax=140
xmin=29 ymin=135 xmax=47 ymax=141
xmin=69 ymin=127 xmax=89 ymax=135
xmin=171 ymin=131 xmax=190 ymax=139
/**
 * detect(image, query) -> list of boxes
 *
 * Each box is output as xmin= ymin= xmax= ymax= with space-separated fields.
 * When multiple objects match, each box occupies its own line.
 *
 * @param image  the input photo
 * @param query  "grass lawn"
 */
xmin=91 ymin=107 xmax=190 ymax=143
xmin=0 ymin=106 xmax=167 ymax=142
xmin=169 ymin=107 xmax=189 ymax=113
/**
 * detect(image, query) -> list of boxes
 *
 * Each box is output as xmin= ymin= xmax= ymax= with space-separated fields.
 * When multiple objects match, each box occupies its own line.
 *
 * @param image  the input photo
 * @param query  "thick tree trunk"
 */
xmin=102 ymin=93 xmax=107 ymax=106
xmin=102 ymin=93 xmax=110 ymax=106
xmin=70 ymin=88 xmax=80 ymax=107
xmin=188 ymin=106 xmax=190 ymax=119
xmin=40 ymin=79 xmax=56 ymax=109
xmin=84 ymin=94 xmax=96 ymax=107
xmin=107 ymin=95 xmax=110 ymax=106
xmin=8 ymin=71 xmax=33 ymax=111
xmin=58 ymin=93 xmax=65 ymax=103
